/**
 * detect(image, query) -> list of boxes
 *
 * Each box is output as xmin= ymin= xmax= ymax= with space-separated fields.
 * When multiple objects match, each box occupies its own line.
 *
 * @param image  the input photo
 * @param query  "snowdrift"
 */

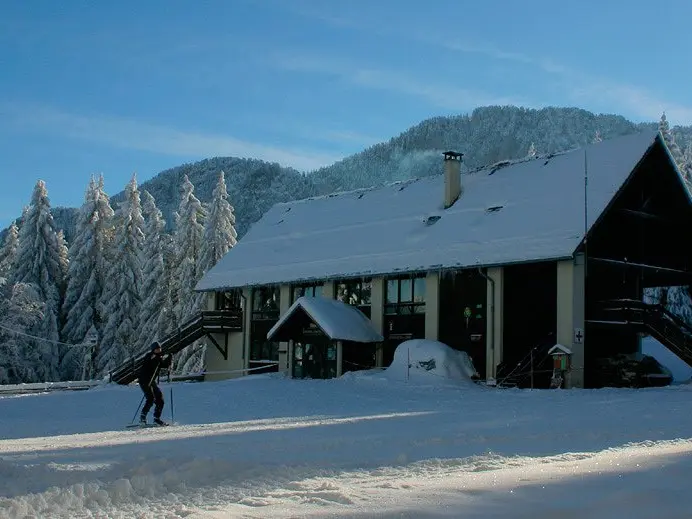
xmin=384 ymin=339 xmax=479 ymax=385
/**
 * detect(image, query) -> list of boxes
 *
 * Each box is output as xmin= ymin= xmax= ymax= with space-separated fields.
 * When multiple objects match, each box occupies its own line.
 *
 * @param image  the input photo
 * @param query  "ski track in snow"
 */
xmin=1 ymin=373 xmax=692 ymax=517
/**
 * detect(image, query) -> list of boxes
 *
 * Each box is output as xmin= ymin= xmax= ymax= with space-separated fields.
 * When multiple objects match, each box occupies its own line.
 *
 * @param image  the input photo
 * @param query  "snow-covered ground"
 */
xmin=642 ymin=335 xmax=692 ymax=382
xmin=2 ymin=341 xmax=692 ymax=518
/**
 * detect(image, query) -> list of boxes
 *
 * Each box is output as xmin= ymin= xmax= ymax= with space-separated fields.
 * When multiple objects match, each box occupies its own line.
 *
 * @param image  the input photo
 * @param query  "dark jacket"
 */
xmin=138 ymin=351 xmax=171 ymax=386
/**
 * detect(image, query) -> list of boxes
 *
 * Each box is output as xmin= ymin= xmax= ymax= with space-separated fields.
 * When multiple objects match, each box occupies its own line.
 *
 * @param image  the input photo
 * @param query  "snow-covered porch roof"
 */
xmin=196 ymin=130 xmax=668 ymax=291
xmin=267 ymin=296 xmax=384 ymax=343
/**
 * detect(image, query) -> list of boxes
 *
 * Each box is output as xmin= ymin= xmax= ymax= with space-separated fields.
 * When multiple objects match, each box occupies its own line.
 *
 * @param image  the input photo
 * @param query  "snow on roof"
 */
xmin=548 ymin=344 xmax=573 ymax=355
xmin=197 ymin=130 xmax=661 ymax=290
xmin=267 ymin=296 xmax=384 ymax=343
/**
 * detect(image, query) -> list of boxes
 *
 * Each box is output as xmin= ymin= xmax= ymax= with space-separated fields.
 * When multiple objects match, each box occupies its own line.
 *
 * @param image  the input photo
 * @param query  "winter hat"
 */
xmin=150 ymin=341 xmax=161 ymax=351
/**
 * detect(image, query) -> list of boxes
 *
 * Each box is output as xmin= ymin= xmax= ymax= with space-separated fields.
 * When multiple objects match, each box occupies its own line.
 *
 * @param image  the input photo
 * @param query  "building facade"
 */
xmin=194 ymin=130 xmax=692 ymax=389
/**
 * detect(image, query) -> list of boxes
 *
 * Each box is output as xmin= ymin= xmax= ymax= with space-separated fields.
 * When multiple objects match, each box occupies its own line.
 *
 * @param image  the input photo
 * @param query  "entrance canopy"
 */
xmin=267 ymin=296 xmax=383 ymax=343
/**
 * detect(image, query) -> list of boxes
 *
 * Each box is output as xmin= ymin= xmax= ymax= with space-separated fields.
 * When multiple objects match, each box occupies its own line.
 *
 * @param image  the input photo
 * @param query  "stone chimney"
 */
xmin=443 ymin=151 xmax=463 ymax=209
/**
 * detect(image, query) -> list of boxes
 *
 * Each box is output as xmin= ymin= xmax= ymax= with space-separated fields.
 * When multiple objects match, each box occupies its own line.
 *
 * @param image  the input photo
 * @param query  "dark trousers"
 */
xmin=139 ymin=382 xmax=164 ymax=419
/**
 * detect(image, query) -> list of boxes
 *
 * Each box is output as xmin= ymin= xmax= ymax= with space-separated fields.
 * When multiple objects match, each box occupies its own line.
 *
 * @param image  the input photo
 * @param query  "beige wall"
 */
xmin=370 ymin=277 xmax=385 ymax=367
xmin=321 ymin=281 xmax=334 ymax=299
xmin=556 ymin=254 xmax=585 ymax=388
xmin=278 ymin=284 xmax=291 ymax=375
xmin=204 ymin=332 xmax=245 ymax=381
xmin=485 ymin=267 xmax=504 ymax=380
xmin=202 ymin=288 xmax=253 ymax=382
xmin=425 ymin=272 xmax=440 ymax=341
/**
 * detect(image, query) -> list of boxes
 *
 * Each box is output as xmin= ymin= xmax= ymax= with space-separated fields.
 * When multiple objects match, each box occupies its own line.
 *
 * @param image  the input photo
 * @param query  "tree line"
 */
xmin=0 ymin=172 xmax=237 ymax=383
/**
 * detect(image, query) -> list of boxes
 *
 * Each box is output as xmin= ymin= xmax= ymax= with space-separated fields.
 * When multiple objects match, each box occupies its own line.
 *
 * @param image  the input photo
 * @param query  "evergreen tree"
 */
xmin=199 ymin=171 xmax=238 ymax=275
xmin=172 ymin=175 xmax=207 ymax=373
xmin=156 ymin=231 xmax=178 ymax=338
xmin=62 ymin=177 xmax=100 ymax=344
xmin=10 ymin=180 xmax=64 ymax=381
xmin=0 ymin=221 xmax=19 ymax=280
xmin=170 ymin=171 xmax=241 ymax=374
xmin=93 ymin=174 xmax=116 ymax=340
xmin=136 ymin=190 xmax=172 ymax=352
xmin=61 ymin=177 xmax=115 ymax=378
xmin=56 ymin=230 xmax=69 ymax=293
xmin=659 ymin=112 xmax=685 ymax=167
xmin=680 ymin=142 xmax=692 ymax=187
xmin=96 ymin=175 xmax=145 ymax=374
xmin=0 ymin=282 xmax=45 ymax=383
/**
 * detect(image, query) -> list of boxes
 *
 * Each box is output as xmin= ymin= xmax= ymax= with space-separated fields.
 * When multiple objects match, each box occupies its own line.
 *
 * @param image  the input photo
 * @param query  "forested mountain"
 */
xmin=39 ymin=105 xmax=692 ymax=243
xmin=2 ymin=104 xmax=692 ymax=384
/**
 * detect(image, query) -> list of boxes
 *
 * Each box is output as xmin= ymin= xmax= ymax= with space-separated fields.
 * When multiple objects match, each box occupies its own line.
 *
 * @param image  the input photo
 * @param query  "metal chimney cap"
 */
xmin=443 ymin=151 xmax=463 ymax=160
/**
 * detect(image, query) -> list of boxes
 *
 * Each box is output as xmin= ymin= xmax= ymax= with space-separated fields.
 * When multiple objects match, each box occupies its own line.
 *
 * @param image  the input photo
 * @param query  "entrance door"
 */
xmin=292 ymin=339 xmax=337 ymax=379
xmin=439 ymin=270 xmax=487 ymax=377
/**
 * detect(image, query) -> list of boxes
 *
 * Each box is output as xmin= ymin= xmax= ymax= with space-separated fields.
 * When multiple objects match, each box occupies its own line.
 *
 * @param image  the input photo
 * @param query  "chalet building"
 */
xmin=111 ymin=130 xmax=692 ymax=390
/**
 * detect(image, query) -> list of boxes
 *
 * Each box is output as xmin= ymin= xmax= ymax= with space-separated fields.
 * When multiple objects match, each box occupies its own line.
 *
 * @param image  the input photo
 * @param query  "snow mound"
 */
xmin=384 ymin=339 xmax=479 ymax=385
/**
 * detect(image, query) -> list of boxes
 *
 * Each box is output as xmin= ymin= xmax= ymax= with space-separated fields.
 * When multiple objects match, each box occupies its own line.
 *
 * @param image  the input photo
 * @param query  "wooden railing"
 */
xmin=594 ymin=299 xmax=692 ymax=366
xmin=109 ymin=309 xmax=242 ymax=385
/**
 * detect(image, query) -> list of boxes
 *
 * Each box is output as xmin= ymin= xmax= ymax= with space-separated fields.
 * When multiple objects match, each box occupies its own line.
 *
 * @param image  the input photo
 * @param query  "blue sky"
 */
xmin=1 ymin=0 xmax=692 ymax=229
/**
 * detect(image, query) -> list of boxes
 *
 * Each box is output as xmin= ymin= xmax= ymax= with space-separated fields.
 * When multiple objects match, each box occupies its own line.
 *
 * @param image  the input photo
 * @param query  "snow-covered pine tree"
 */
xmin=0 ymin=281 xmax=45 ymax=383
xmin=0 ymin=221 xmax=19 ymax=281
xmin=659 ymin=112 xmax=685 ymax=167
xmin=61 ymin=177 xmax=115 ymax=379
xmin=156 ymin=229 xmax=178 ymax=338
xmin=93 ymin=174 xmax=116 ymax=339
xmin=62 ymin=178 xmax=100 ymax=343
xmin=170 ymin=171 xmax=240 ymax=375
xmin=172 ymin=175 xmax=207 ymax=373
xmin=199 ymin=170 xmax=238 ymax=275
xmin=136 ymin=190 xmax=172 ymax=353
xmin=96 ymin=175 xmax=145 ymax=375
xmin=10 ymin=180 xmax=65 ymax=381
xmin=56 ymin=229 xmax=69 ymax=294
xmin=680 ymin=141 xmax=692 ymax=187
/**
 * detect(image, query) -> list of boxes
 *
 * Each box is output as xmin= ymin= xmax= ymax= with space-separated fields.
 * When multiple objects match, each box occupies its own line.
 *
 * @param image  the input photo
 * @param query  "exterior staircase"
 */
xmin=591 ymin=299 xmax=692 ymax=367
xmin=109 ymin=310 xmax=242 ymax=385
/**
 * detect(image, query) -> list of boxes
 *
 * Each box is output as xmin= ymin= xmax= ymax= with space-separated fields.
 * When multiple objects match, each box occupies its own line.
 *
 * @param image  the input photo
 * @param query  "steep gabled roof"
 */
xmin=267 ymin=296 xmax=383 ymax=343
xmin=197 ymin=130 xmax=663 ymax=291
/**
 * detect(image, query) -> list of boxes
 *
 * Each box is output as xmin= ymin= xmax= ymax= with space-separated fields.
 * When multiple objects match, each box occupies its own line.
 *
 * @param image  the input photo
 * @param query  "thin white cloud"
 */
xmin=437 ymin=38 xmax=692 ymax=124
xmin=276 ymin=54 xmax=534 ymax=111
xmin=1 ymin=103 xmax=341 ymax=172
xmin=287 ymin=7 xmax=692 ymax=125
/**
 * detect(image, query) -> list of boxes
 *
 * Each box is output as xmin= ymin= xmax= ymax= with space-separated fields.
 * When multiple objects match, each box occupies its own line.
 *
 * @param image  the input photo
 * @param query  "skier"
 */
xmin=137 ymin=341 xmax=171 ymax=426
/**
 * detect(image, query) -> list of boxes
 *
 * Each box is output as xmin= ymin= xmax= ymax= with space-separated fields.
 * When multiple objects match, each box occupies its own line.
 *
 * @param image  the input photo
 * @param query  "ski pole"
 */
xmin=131 ymin=395 xmax=145 ymax=424
xmin=170 ymin=387 xmax=174 ymax=424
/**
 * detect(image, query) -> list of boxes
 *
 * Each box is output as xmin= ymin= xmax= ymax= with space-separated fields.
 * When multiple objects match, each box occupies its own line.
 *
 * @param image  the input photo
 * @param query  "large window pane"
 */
xmin=293 ymin=284 xmax=323 ymax=302
xmin=386 ymin=280 xmax=398 ymax=304
xmin=399 ymin=279 xmax=412 ymax=302
xmin=253 ymin=286 xmax=277 ymax=312
xmin=360 ymin=281 xmax=372 ymax=305
xmin=413 ymin=277 xmax=426 ymax=303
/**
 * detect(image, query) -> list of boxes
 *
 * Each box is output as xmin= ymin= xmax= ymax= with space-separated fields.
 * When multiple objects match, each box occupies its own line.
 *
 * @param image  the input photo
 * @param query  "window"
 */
xmin=250 ymin=285 xmax=280 ymax=363
xmin=251 ymin=286 xmax=280 ymax=320
xmin=335 ymin=278 xmax=372 ymax=317
xmin=214 ymin=290 xmax=243 ymax=311
xmin=385 ymin=275 xmax=426 ymax=315
xmin=291 ymin=283 xmax=323 ymax=303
